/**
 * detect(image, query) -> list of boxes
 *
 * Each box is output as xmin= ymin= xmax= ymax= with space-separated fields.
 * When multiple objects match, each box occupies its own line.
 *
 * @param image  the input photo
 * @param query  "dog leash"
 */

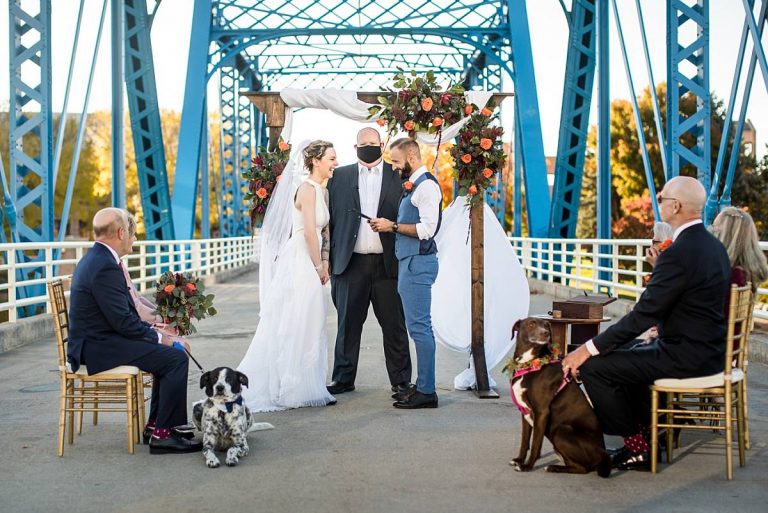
xmin=182 ymin=346 xmax=205 ymax=372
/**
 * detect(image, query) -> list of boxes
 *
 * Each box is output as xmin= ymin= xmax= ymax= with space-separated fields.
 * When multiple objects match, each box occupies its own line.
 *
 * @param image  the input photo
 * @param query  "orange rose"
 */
xmin=256 ymin=188 xmax=268 ymax=199
xmin=421 ymin=97 xmax=434 ymax=112
xmin=376 ymin=118 xmax=387 ymax=127
xmin=460 ymin=154 xmax=472 ymax=164
xmin=481 ymin=107 xmax=493 ymax=117
xmin=531 ymin=358 xmax=541 ymax=367
xmin=551 ymin=345 xmax=561 ymax=356
xmin=659 ymin=239 xmax=673 ymax=251
xmin=464 ymin=105 xmax=474 ymax=115
xmin=432 ymin=117 xmax=443 ymax=127
xmin=163 ymin=284 xmax=175 ymax=293
xmin=404 ymin=120 xmax=415 ymax=131
xmin=186 ymin=283 xmax=196 ymax=292
xmin=278 ymin=140 xmax=290 ymax=151
xmin=482 ymin=168 xmax=493 ymax=178
xmin=468 ymin=185 xmax=478 ymax=196
xmin=403 ymin=181 xmax=414 ymax=191
xmin=480 ymin=138 xmax=493 ymax=150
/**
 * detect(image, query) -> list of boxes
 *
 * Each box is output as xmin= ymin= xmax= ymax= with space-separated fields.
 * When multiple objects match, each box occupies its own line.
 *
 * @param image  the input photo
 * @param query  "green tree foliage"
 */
xmin=577 ymin=83 xmax=764 ymax=239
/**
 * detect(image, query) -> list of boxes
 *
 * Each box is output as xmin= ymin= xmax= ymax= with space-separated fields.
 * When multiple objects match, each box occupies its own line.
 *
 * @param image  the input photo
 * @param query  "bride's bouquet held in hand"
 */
xmin=154 ymin=272 xmax=217 ymax=336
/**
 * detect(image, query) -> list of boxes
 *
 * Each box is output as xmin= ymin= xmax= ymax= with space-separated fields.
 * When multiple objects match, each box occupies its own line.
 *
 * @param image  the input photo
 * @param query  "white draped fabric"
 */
xmin=279 ymin=89 xmax=494 ymax=146
xmin=432 ymin=198 xmax=530 ymax=390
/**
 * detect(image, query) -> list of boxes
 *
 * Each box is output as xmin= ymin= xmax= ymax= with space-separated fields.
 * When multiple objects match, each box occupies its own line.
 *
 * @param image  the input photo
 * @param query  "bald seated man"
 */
xmin=562 ymin=176 xmax=731 ymax=471
xmin=68 ymin=208 xmax=201 ymax=453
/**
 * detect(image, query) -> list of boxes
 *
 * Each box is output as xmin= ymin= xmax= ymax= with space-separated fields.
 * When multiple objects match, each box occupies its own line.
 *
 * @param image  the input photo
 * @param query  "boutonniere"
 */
xmin=659 ymin=239 xmax=673 ymax=251
xmin=402 ymin=181 xmax=414 ymax=192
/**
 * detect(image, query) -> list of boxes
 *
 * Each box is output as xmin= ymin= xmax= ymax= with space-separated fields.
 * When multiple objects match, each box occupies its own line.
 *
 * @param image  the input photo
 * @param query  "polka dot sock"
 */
xmin=145 ymin=419 xmax=156 ymax=430
xmin=623 ymin=432 xmax=649 ymax=454
xmin=152 ymin=427 xmax=171 ymax=440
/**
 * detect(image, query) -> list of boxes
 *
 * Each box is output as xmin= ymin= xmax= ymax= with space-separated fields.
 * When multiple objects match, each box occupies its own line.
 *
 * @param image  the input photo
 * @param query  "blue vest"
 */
xmin=395 ymin=172 xmax=442 ymax=260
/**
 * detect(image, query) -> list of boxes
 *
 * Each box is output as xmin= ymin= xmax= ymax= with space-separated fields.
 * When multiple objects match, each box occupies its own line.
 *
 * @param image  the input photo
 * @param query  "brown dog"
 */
xmin=506 ymin=317 xmax=610 ymax=477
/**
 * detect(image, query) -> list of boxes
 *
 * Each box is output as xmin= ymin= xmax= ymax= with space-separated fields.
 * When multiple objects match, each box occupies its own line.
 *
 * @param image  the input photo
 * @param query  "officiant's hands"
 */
xmin=561 ymin=344 xmax=591 ymax=380
xmin=368 ymin=217 xmax=394 ymax=233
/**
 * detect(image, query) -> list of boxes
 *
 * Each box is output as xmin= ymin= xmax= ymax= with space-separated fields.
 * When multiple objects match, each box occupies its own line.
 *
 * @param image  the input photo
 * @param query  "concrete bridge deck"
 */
xmin=1 ymin=269 xmax=766 ymax=513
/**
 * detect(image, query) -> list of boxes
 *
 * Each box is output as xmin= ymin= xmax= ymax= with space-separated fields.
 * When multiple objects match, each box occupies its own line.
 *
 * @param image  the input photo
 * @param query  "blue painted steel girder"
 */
xmin=8 ymin=0 xmax=54 ymax=313
xmin=667 ymin=0 xmax=711 ymax=189
xmin=124 ymin=0 xmax=175 ymax=240
xmin=507 ymin=0 xmax=550 ymax=237
xmin=173 ymin=0 xmax=212 ymax=239
xmin=218 ymin=66 xmax=252 ymax=237
xmin=549 ymin=0 xmax=597 ymax=238
xmin=8 ymin=0 xmax=54 ymax=244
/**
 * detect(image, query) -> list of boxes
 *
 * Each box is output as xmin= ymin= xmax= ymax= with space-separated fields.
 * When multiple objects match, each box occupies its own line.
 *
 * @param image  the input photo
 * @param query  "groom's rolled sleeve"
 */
xmin=412 ymin=181 xmax=442 ymax=240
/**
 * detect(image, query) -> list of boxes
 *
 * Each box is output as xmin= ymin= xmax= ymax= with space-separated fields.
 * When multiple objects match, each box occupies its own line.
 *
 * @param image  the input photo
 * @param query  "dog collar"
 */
xmin=216 ymin=395 xmax=243 ymax=414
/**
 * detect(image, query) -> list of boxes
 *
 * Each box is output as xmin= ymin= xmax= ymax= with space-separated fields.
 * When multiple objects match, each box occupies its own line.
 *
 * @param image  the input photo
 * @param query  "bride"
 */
xmin=238 ymin=140 xmax=338 ymax=411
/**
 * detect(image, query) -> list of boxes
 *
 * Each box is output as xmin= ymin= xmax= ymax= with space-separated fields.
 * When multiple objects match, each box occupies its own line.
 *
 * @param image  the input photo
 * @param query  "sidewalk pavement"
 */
xmin=1 ymin=269 xmax=766 ymax=513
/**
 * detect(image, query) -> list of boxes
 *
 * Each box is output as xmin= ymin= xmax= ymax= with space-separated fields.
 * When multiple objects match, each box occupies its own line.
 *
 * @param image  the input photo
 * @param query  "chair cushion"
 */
xmin=59 ymin=364 xmax=140 ymax=376
xmin=654 ymin=368 xmax=744 ymax=389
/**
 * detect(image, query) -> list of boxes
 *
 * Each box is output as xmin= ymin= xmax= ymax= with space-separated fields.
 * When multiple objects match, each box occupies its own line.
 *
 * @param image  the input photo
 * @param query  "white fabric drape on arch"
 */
xmin=279 ymin=89 xmax=494 ymax=144
xmin=275 ymin=88 xmax=528 ymax=390
xmin=432 ymin=198 xmax=530 ymax=390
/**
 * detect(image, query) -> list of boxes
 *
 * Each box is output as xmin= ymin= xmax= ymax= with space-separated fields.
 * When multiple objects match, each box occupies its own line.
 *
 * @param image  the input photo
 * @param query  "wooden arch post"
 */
xmin=242 ymin=90 xmax=513 ymax=399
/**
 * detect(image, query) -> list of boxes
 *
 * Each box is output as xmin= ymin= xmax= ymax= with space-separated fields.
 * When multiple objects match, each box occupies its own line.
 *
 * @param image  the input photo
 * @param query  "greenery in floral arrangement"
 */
xmin=450 ymin=102 xmax=506 ymax=206
xmin=368 ymin=70 xmax=466 ymax=136
xmin=154 ymin=271 xmax=217 ymax=336
xmin=501 ymin=342 xmax=563 ymax=377
xmin=242 ymin=139 xmax=291 ymax=228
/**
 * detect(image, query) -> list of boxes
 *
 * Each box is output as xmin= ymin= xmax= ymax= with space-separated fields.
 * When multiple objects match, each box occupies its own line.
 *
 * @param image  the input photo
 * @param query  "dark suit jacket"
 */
xmin=68 ymin=243 xmax=160 ymax=374
xmin=593 ymin=223 xmax=731 ymax=376
xmin=327 ymin=162 xmax=402 ymax=277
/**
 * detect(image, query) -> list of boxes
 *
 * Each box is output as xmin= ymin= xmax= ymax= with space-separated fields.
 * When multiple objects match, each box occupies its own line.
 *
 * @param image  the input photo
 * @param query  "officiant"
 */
xmin=326 ymin=128 xmax=413 ymax=399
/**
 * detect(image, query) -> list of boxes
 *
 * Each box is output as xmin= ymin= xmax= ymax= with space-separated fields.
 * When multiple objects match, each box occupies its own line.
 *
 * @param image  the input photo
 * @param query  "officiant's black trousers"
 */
xmin=127 ymin=344 xmax=189 ymax=429
xmin=331 ymin=253 xmax=411 ymax=386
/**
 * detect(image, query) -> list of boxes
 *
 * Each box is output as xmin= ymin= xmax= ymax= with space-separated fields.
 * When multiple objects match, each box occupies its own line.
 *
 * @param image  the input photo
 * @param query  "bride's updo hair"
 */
xmin=303 ymin=140 xmax=334 ymax=171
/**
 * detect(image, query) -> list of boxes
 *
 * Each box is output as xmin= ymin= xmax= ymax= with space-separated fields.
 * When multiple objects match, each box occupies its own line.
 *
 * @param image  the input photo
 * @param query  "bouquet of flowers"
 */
xmin=368 ymin=70 xmax=466 ymax=137
xmin=450 ymin=102 xmax=505 ymax=206
xmin=154 ymin=271 xmax=217 ymax=336
xmin=243 ymin=139 xmax=291 ymax=228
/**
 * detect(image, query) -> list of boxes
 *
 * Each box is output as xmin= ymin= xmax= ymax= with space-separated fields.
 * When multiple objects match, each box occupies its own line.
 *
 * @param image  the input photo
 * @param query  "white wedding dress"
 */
xmin=238 ymin=178 xmax=336 ymax=412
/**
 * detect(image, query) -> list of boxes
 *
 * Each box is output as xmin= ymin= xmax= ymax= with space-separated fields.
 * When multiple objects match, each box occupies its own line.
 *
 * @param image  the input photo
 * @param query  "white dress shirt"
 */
xmin=354 ymin=163 xmax=384 ymax=254
xmin=583 ymin=218 xmax=703 ymax=356
xmin=407 ymin=165 xmax=442 ymax=240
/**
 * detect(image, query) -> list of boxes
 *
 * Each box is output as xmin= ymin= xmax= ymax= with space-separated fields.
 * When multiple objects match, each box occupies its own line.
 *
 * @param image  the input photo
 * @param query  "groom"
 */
xmin=370 ymin=138 xmax=442 ymax=409
xmin=326 ymin=127 xmax=413 ymax=398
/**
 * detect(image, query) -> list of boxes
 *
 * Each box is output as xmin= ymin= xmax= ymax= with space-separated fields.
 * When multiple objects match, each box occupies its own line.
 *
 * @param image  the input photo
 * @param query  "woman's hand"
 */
xmin=645 ymin=246 xmax=660 ymax=267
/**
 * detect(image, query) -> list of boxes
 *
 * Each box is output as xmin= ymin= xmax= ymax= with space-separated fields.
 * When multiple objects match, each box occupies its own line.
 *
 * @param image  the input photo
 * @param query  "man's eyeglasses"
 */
xmin=656 ymin=194 xmax=678 ymax=204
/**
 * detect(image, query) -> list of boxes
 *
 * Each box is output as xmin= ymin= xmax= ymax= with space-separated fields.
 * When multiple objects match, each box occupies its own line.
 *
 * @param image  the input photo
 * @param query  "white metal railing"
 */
xmin=0 ymin=236 xmax=259 ymax=323
xmin=509 ymin=237 xmax=768 ymax=321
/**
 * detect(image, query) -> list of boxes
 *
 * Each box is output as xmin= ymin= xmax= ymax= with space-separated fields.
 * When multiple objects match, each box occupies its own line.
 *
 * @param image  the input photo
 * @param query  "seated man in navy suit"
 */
xmin=68 ymin=208 xmax=202 ymax=454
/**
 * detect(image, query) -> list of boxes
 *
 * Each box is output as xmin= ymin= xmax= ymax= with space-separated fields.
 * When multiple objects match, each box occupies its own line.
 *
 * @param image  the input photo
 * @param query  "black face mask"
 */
xmin=357 ymin=145 xmax=382 ymax=164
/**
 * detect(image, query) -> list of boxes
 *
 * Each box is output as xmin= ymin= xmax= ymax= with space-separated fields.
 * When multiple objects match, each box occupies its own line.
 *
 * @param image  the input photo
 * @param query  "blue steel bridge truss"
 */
xmin=4 ymin=0 xmax=768 ymax=317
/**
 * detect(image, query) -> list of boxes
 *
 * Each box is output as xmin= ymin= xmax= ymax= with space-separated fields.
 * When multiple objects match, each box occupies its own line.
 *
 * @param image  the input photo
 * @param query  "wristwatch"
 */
xmin=392 ymin=222 xmax=399 ymax=233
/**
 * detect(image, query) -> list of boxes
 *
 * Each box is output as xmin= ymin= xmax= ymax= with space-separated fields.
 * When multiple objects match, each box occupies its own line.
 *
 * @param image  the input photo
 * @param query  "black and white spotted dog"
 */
xmin=192 ymin=367 xmax=254 ymax=468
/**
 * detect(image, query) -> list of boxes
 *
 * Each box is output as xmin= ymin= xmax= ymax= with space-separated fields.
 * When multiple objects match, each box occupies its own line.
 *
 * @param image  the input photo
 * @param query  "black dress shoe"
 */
xmin=327 ymin=381 xmax=355 ymax=394
xmin=610 ymin=446 xmax=650 ymax=471
xmin=149 ymin=433 xmax=202 ymax=454
xmin=393 ymin=391 xmax=438 ymax=409
xmin=142 ymin=424 xmax=196 ymax=445
xmin=391 ymin=383 xmax=416 ymax=400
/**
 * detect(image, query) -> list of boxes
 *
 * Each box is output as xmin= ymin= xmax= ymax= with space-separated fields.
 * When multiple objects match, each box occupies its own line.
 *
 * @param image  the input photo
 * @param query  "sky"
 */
xmin=1 ymin=0 xmax=766 ymax=167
